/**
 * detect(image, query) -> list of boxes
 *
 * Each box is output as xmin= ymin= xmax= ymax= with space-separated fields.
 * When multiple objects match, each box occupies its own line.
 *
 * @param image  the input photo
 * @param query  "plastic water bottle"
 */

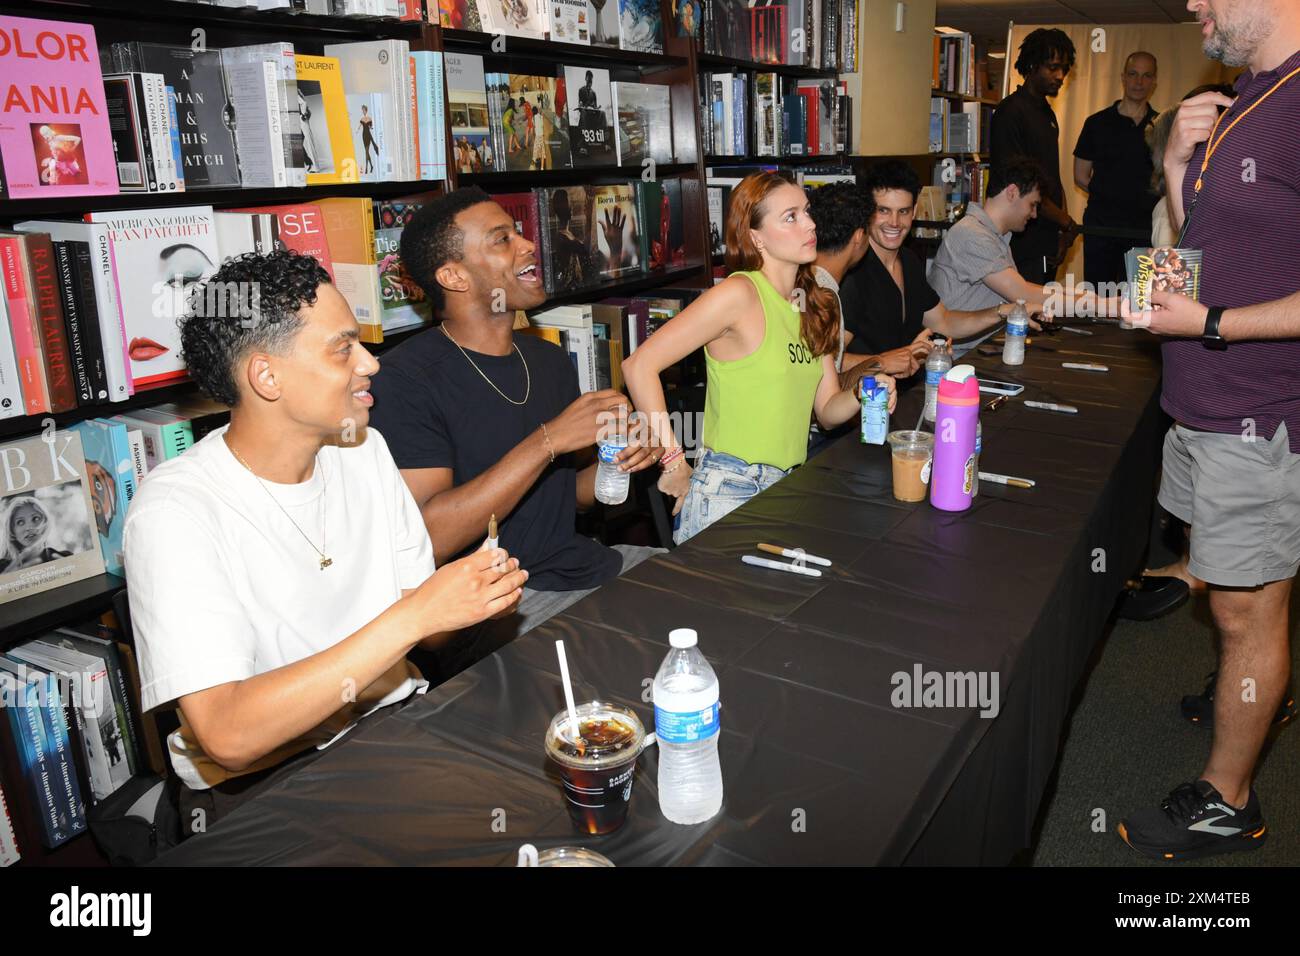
xmin=859 ymin=375 xmax=889 ymax=445
xmin=594 ymin=436 xmax=629 ymax=505
xmin=972 ymin=422 xmax=982 ymax=498
xmin=653 ymin=629 xmax=723 ymax=825
xmin=923 ymin=339 xmax=952 ymax=423
xmin=1003 ymin=299 xmax=1029 ymax=366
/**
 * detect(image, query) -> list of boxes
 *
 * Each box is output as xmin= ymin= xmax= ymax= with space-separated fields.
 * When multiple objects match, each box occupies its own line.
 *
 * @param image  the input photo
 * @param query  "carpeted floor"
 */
xmin=1030 ymin=589 xmax=1299 ymax=866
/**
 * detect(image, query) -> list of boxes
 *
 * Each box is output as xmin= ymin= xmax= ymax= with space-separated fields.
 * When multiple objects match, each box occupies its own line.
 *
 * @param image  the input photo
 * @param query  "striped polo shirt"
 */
xmin=1161 ymin=48 xmax=1300 ymax=452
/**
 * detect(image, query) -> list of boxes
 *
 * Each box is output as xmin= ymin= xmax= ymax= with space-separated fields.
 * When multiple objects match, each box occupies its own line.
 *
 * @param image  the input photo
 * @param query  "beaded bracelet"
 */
xmin=659 ymin=447 xmax=684 ymax=469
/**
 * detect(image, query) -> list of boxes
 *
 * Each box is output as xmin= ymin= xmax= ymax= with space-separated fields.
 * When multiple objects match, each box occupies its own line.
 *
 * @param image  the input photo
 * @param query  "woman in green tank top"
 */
xmin=623 ymin=172 xmax=897 ymax=544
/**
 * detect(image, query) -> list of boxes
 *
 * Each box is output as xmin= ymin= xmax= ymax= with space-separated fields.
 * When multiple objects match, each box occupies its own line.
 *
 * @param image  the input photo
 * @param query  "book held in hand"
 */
xmin=1124 ymin=247 xmax=1203 ymax=313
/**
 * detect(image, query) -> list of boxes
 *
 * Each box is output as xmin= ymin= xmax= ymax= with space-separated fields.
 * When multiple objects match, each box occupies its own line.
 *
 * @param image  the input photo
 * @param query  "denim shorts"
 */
xmin=673 ymin=448 xmax=791 ymax=545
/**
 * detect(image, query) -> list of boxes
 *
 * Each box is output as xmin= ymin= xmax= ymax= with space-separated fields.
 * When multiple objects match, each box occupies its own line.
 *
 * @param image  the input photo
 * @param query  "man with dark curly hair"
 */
xmin=122 ymin=249 xmax=527 ymax=835
xmin=991 ymin=27 xmax=1079 ymax=285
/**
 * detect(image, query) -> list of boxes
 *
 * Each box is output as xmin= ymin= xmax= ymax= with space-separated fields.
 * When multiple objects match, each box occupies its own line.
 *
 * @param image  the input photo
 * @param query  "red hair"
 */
xmin=723 ymin=171 xmax=839 ymax=358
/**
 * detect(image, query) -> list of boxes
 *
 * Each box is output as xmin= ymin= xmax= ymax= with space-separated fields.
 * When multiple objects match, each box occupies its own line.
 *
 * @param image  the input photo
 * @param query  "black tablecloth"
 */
xmin=159 ymin=326 xmax=1166 ymax=866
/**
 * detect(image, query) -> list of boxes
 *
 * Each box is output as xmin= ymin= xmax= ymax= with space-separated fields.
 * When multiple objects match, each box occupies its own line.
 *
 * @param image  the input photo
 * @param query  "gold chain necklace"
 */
xmin=225 ymin=437 xmax=333 ymax=570
xmin=440 ymin=324 xmax=530 ymax=406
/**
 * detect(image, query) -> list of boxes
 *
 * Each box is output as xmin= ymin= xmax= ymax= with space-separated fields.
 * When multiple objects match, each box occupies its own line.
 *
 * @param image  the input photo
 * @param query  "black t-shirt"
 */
xmin=367 ymin=327 xmax=621 ymax=592
xmin=991 ymin=86 xmax=1065 ymax=257
xmin=1073 ymin=101 xmax=1159 ymax=227
xmin=840 ymin=246 xmax=941 ymax=356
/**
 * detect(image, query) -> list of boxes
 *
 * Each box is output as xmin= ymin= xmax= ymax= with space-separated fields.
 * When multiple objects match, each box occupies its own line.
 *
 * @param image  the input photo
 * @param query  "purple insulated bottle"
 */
xmin=930 ymin=364 xmax=980 ymax=512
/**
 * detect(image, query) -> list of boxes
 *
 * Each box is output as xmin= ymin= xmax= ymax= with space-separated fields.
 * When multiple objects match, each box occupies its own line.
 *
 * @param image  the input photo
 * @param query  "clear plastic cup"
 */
xmin=886 ymin=430 xmax=934 ymax=503
xmin=517 ymin=844 xmax=616 ymax=867
xmin=545 ymin=701 xmax=646 ymax=835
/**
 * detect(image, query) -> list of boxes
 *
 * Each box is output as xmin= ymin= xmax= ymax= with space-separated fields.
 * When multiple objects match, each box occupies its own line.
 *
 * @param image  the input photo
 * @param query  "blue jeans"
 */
xmin=673 ymin=449 xmax=791 ymax=545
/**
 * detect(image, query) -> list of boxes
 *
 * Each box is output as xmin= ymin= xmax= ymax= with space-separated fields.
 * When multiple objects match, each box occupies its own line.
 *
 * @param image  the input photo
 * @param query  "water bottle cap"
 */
xmin=860 ymin=376 xmax=876 ymax=395
xmin=669 ymin=628 xmax=698 ymax=648
xmin=944 ymin=364 xmax=977 ymax=383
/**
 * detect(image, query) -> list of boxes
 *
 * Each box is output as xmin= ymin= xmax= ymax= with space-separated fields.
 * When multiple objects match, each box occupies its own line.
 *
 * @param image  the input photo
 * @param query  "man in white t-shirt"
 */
xmin=123 ymin=250 xmax=527 ymax=833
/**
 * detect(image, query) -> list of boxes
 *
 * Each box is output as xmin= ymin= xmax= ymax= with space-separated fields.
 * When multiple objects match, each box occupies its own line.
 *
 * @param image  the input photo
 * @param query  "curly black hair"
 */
xmin=807 ymin=182 xmax=872 ymax=254
xmin=862 ymin=159 xmax=923 ymax=206
xmin=400 ymin=186 xmax=493 ymax=315
xmin=987 ymin=156 xmax=1047 ymax=201
xmin=1014 ymin=28 xmax=1076 ymax=79
xmin=179 ymin=249 xmax=331 ymax=407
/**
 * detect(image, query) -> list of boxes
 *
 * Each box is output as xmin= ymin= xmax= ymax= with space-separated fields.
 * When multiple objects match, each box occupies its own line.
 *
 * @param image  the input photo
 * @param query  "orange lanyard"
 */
xmin=1195 ymin=65 xmax=1300 ymax=192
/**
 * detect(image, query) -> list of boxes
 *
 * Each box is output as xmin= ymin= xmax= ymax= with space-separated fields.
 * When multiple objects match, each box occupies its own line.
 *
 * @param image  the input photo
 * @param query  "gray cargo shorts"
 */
xmin=1158 ymin=421 xmax=1300 ymax=587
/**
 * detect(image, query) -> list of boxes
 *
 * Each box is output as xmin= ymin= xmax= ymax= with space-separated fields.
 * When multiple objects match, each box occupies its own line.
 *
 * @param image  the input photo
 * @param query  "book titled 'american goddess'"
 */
xmin=0 ymin=16 xmax=118 ymax=199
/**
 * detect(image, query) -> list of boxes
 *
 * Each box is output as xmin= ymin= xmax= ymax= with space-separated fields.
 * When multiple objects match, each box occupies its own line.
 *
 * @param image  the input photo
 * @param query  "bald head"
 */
xmin=1122 ymin=51 xmax=1158 ymax=105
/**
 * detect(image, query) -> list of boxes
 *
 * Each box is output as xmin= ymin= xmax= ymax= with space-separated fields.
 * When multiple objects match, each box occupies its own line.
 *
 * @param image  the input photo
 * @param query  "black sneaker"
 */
xmin=1116 ymin=575 xmax=1190 ymax=621
xmin=1118 ymin=780 xmax=1267 ymax=861
xmin=1180 ymin=671 xmax=1296 ymax=728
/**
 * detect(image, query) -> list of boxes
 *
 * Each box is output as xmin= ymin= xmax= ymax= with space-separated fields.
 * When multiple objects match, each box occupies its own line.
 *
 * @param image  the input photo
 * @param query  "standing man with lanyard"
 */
xmin=990 ymin=28 xmax=1079 ymax=285
xmin=1073 ymin=52 xmax=1161 ymax=286
xmin=1119 ymin=0 xmax=1300 ymax=862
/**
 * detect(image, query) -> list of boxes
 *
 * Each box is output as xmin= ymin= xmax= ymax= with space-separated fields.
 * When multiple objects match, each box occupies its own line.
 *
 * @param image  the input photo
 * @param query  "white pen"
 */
xmin=757 ymin=542 xmax=832 ymax=567
xmin=1062 ymin=362 xmax=1109 ymax=372
xmin=742 ymin=555 xmax=823 ymax=578
xmin=1060 ymin=326 xmax=1093 ymax=335
xmin=1024 ymin=400 xmax=1079 ymax=414
xmin=979 ymin=472 xmax=1036 ymax=489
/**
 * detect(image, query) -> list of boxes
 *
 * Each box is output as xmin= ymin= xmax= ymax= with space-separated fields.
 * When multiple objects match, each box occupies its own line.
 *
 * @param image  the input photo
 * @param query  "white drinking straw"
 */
xmin=555 ymin=640 xmax=580 ymax=742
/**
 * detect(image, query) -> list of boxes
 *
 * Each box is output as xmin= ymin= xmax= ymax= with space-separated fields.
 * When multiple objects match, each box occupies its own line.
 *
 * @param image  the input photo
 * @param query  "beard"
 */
xmin=1203 ymin=1 xmax=1275 ymax=66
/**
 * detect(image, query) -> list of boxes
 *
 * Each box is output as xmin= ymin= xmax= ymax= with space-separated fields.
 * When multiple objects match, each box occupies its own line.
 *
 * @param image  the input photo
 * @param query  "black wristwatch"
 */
xmin=1202 ymin=306 xmax=1228 ymax=350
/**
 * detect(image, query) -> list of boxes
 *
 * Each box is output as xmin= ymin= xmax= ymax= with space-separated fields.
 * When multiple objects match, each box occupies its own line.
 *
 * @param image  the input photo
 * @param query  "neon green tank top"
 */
xmin=701 ymin=271 xmax=825 ymax=471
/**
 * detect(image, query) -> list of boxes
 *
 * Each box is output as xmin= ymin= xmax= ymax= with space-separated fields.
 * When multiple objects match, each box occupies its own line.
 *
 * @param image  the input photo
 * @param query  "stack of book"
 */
xmin=698 ymin=0 xmax=855 ymax=70
xmin=701 ymin=73 xmax=850 ymax=158
xmin=438 ymin=0 xmax=663 ymax=52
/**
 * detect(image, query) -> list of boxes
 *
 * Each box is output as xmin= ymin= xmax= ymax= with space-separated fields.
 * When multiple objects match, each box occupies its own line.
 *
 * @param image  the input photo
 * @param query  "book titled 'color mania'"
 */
xmin=0 ymin=17 xmax=118 ymax=199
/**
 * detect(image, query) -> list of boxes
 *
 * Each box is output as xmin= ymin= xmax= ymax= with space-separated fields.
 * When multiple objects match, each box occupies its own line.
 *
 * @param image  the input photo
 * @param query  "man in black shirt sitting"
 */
xmin=837 ymin=160 xmax=1017 ymax=384
xmin=368 ymin=187 xmax=662 ymax=680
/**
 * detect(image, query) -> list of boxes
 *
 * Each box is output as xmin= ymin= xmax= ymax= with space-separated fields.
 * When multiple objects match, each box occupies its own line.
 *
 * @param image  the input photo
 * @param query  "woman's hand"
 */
xmin=658 ymin=461 xmax=693 ymax=516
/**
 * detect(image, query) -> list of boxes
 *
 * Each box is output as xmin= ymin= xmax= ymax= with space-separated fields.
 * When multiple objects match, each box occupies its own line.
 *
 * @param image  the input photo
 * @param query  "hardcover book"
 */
xmin=0 ymin=16 xmax=118 ymax=199
xmin=446 ymin=53 xmax=494 ymax=173
xmin=491 ymin=191 xmax=544 ymax=289
xmin=373 ymin=194 xmax=436 ymax=334
xmin=674 ymin=0 xmax=700 ymax=38
xmin=493 ymin=74 xmax=566 ymax=172
xmin=586 ymin=0 xmax=621 ymax=48
xmin=24 ymin=233 xmax=76 ymax=413
xmin=223 ymin=43 xmax=308 ymax=188
xmin=0 ymin=430 xmax=105 ymax=605
xmin=322 ymin=40 xmax=409 ymax=183
xmin=612 ymin=82 xmax=672 ymax=167
xmin=109 ymin=43 xmax=240 ymax=189
xmin=590 ymin=183 xmax=642 ymax=282
xmin=0 ymin=233 xmax=50 ymax=415
xmin=294 ymin=55 xmax=356 ymax=185
xmin=69 ymin=419 xmax=135 ymax=577
xmin=563 ymin=65 xmax=615 ymax=166
xmin=539 ymin=185 xmax=596 ymax=294
xmin=316 ymin=197 xmax=383 ymax=344
xmin=232 ymin=203 xmax=334 ymax=277
xmin=617 ymin=0 xmax=664 ymax=53
xmin=437 ymin=0 xmax=485 ymax=30
xmin=477 ymin=0 xmax=548 ymax=39
xmin=87 ymin=205 xmax=219 ymax=388
xmin=551 ymin=0 xmax=592 ymax=43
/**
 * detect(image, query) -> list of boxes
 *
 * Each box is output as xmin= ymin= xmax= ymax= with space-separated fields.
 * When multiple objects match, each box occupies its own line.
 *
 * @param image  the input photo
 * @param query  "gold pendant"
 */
xmin=320 ymin=557 xmax=333 ymax=570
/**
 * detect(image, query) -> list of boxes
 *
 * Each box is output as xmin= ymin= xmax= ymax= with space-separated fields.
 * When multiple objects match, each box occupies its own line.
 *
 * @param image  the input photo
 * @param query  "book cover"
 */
xmin=322 ymin=40 xmax=407 ymax=183
xmin=69 ymin=419 xmax=135 ymax=577
xmin=539 ymin=185 xmax=596 ymax=294
xmin=494 ymin=74 xmax=565 ymax=172
xmin=1125 ymin=247 xmax=1203 ymax=312
xmin=53 ymin=624 xmax=146 ymax=777
xmin=12 ymin=220 xmax=130 ymax=404
xmin=373 ymin=194 xmax=436 ymax=334
xmin=316 ymin=197 xmax=383 ymax=344
xmin=438 ymin=0 xmax=485 ymax=30
xmin=224 ymin=43 xmax=307 ymax=188
xmin=750 ymin=3 xmax=786 ymax=63
xmin=564 ymin=66 xmax=615 ymax=166
xmin=590 ymin=183 xmax=642 ymax=282
xmin=617 ymin=0 xmax=664 ymax=53
xmin=491 ymin=191 xmax=544 ymax=288
xmin=29 ymin=666 xmax=88 ymax=838
xmin=101 ymin=74 xmax=150 ymax=192
xmin=294 ymin=55 xmax=356 ymax=185
xmin=221 ymin=58 xmax=285 ymax=188
xmin=0 ymin=430 xmax=105 ymax=605
xmin=109 ymin=638 xmax=164 ymax=776
xmin=611 ymin=81 xmax=672 ymax=167
xmin=110 ymin=409 xmax=193 ymax=469
xmin=673 ymin=0 xmax=700 ymax=38
xmin=233 ymin=203 xmax=334 ymax=276
xmin=214 ymin=211 xmax=281 ymax=261
xmin=551 ymin=0 xmax=591 ymax=43
xmin=0 ymin=233 xmax=50 ymax=415
xmin=410 ymin=51 xmax=447 ymax=181
xmin=0 ymin=16 xmax=118 ymax=198
xmin=586 ymin=0 xmax=621 ymax=48
xmin=25 ymin=233 xmax=77 ymax=414
xmin=446 ymin=53 xmax=494 ymax=173
xmin=478 ymin=0 xmax=548 ymax=39
xmin=0 ymin=291 xmax=22 ymax=420
xmin=113 ymin=44 xmax=240 ymax=189
xmin=88 ymin=205 xmax=218 ymax=388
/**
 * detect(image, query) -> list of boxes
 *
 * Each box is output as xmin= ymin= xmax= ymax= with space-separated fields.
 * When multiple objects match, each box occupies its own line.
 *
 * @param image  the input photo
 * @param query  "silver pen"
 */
xmin=979 ymin=472 xmax=1036 ymax=489
xmin=742 ymin=555 xmax=823 ymax=578
xmin=1024 ymin=400 xmax=1079 ymax=414
xmin=1062 ymin=362 xmax=1109 ymax=372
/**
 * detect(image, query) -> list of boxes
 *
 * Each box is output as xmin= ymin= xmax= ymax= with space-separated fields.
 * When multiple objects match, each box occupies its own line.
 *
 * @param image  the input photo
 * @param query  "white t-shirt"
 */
xmin=122 ymin=425 xmax=436 ymax=790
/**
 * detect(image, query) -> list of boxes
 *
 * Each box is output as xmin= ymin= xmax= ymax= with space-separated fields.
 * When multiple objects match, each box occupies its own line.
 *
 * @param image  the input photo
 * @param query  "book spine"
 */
xmin=127 ymin=75 xmax=160 ymax=193
xmin=28 ymin=236 xmax=77 ymax=413
xmin=537 ymin=188 xmax=555 ymax=295
xmin=0 ymin=294 xmax=22 ymax=420
xmin=112 ymin=639 xmax=165 ymax=776
xmin=0 ymin=237 xmax=50 ymax=415
xmin=145 ymin=75 xmax=176 ymax=192
xmin=407 ymin=51 xmax=419 ymax=181
xmin=164 ymin=420 xmax=196 ymax=459
xmin=123 ymin=427 xmax=148 ymax=481
xmin=89 ymin=228 xmax=132 ymax=401
xmin=431 ymin=52 xmax=446 ymax=181
xmin=90 ymin=633 xmax=142 ymax=778
xmin=36 ymin=674 xmax=88 ymax=840
xmin=166 ymin=91 xmax=187 ymax=191
xmin=66 ymin=243 xmax=110 ymax=403
xmin=52 ymin=243 xmax=94 ymax=406
xmin=2 ymin=682 xmax=66 ymax=847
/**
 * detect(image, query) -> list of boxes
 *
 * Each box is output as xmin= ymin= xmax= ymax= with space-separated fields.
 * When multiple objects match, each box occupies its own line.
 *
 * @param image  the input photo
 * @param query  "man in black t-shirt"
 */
xmin=990 ymin=28 xmax=1079 ymax=284
xmin=838 ymin=161 xmax=1015 ymax=384
xmin=368 ymin=187 xmax=663 ymax=681
xmin=1073 ymin=52 xmax=1160 ymax=286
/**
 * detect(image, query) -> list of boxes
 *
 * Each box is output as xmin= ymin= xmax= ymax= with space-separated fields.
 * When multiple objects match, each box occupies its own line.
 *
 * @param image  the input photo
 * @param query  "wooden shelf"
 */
xmin=931 ymin=89 xmax=1000 ymax=107
xmin=705 ymin=153 xmax=848 ymax=166
xmin=697 ymin=52 xmax=838 ymax=79
xmin=0 ymin=572 xmax=124 ymax=652
xmin=456 ymin=162 xmax=697 ymax=189
xmin=1 ymin=0 xmax=425 ymax=38
xmin=0 ymin=179 xmax=444 ymax=220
